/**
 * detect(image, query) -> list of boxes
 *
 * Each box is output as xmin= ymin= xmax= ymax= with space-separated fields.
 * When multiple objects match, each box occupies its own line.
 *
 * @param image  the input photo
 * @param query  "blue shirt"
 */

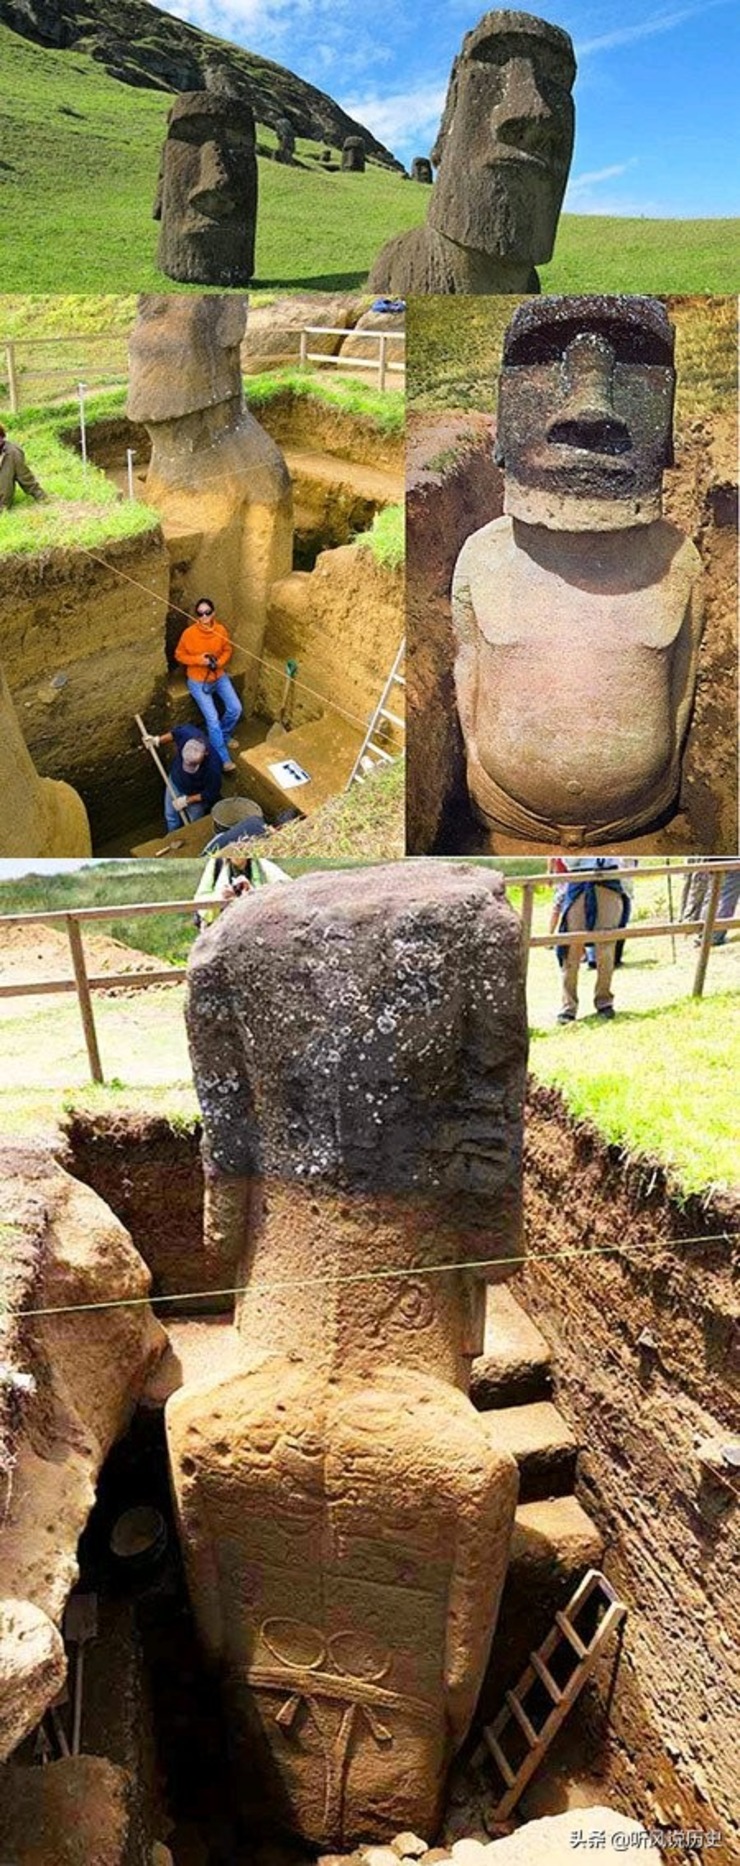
xmin=170 ymin=726 xmax=222 ymax=811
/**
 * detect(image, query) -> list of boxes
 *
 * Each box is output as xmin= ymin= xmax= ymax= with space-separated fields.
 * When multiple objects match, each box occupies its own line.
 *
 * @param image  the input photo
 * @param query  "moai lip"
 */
xmin=451 ymin=296 xmax=705 ymax=844
xmin=167 ymin=862 xmax=528 ymax=1845
xmin=154 ymin=88 xmax=257 ymax=285
xmin=370 ymin=9 xmax=576 ymax=294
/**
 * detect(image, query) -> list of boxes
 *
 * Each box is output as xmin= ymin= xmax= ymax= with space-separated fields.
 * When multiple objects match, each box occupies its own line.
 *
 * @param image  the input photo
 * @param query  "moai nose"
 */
xmin=492 ymin=56 xmax=552 ymax=144
xmin=547 ymin=332 xmax=631 ymax=452
xmin=190 ymin=142 xmax=229 ymax=210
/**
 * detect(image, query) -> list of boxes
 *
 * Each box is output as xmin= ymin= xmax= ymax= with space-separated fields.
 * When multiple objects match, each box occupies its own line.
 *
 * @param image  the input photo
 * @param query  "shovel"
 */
xmin=64 ymin=1591 xmax=98 ymax=1756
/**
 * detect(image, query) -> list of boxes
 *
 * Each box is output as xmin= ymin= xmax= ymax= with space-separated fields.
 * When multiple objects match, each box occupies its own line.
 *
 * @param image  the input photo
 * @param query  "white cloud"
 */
xmin=577 ymin=0 xmax=735 ymax=57
xmin=340 ymin=82 xmax=446 ymax=151
xmin=567 ymin=159 xmax=638 ymax=192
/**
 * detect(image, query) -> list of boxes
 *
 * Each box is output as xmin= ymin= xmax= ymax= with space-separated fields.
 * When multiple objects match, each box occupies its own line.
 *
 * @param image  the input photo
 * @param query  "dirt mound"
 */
xmin=0 ymin=923 xmax=175 ymax=1017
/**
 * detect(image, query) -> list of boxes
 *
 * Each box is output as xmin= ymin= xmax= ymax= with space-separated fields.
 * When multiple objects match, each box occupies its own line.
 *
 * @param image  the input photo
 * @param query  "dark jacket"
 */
xmin=171 ymin=726 xmax=222 ymax=811
xmin=0 ymin=440 xmax=46 ymax=512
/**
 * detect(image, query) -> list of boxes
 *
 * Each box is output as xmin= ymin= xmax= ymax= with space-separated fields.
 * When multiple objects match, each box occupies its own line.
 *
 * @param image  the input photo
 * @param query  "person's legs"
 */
xmin=713 ymin=870 xmax=740 ymax=943
xmin=210 ymin=675 xmax=242 ymax=759
xmin=592 ymin=887 xmax=626 ymax=1014
xmin=164 ymin=794 xmax=206 ymax=832
xmin=559 ymin=895 xmax=586 ymax=1020
xmin=187 ymin=679 xmax=229 ymax=763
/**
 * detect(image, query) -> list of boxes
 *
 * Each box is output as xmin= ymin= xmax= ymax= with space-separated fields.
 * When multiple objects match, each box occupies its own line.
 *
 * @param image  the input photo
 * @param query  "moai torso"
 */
xmin=167 ymin=862 xmax=528 ymax=1846
xmin=370 ymin=11 xmax=575 ymax=295
xmin=127 ymin=296 xmax=292 ymax=704
xmin=452 ymin=297 xmax=705 ymax=845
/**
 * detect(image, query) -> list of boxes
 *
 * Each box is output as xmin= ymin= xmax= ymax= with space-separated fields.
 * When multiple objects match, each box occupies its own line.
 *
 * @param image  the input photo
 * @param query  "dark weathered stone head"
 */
xmin=495 ymin=295 xmax=676 ymax=529
xmin=127 ymin=293 xmax=247 ymax=424
xmin=427 ymin=9 xmax=575 ymax=264
xmin=342 ymin=136 xmax=366 ymax=172
xmin=411 ymin=156 xmax=434 ymax=184
xmin=156 ymin=88 xmax=257 ymax=286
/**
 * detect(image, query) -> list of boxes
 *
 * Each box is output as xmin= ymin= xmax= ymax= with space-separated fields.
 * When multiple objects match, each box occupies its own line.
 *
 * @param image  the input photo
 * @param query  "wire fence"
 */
xmin=0 ymin=860 xmax=737 ymax=1086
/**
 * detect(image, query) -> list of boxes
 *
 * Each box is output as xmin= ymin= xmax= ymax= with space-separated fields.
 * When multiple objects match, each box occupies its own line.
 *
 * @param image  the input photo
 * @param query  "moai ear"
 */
xmin=215 ymin=297 xmax=248 ymax=351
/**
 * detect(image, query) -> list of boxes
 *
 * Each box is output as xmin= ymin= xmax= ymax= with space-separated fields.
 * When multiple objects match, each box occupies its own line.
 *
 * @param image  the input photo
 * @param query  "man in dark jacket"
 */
xmin=0 ymin=425 xmax=47 ymax=512
xmin=143 ymin=724 xmax=222 ymax=831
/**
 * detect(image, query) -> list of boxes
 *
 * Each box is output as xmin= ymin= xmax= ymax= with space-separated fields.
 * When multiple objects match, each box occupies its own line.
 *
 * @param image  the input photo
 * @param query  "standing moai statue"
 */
xmin=452 ymin=296 xmax=705 ymax=845
xmin=167 ymin=862 xmax=528 ymax=1847
xmin=0 ymin=664 xmax=91 ymax=857
xmin=371 ymin=9 xmax=575 ymax=294
xmin=342 ymin=135 xmax=366 ymax=172
xmin=411 ymin=156 xmax=433 ymax=184
xmin=273 ymin=115 xmax=296 ymax=163
xmin=127 ymin=295 xmax=292 ymax=711
xmin=154 ymin=66 xmax=258 ymax=285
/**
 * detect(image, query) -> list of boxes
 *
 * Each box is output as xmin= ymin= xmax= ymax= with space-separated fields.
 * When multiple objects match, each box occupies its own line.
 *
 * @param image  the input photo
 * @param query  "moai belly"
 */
xmin=475 ymin=636 xmax=674 ymax=824
xmin=167 ymin=1359 xmax=518 ymax=1848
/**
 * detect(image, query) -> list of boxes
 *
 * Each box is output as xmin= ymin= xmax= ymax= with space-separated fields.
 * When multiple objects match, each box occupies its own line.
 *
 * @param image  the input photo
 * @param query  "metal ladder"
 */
xmin=347 ymin=638 xmax=406 ymax=787
xmin=482 ymin=1569 xmax=627 ymax=1821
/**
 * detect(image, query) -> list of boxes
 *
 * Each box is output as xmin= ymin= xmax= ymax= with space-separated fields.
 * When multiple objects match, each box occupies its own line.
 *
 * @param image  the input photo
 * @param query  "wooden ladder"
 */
xmin=347 ymin=637 xmax=406 ymax=786
xmin=482 ymin=1569 xmax=627 ymax=1821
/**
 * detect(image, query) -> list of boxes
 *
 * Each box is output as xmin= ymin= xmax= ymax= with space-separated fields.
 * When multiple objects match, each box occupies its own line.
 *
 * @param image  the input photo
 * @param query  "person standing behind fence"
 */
xmin=174 ymin=598 xmax=242 ymax=773
xmin=556 ymin=857 xmax=632 ymax=1025
xmin=0 ymin=424 xmax=48 ymax=513
xmin=682 ymin=859 xmax=740 ymax=947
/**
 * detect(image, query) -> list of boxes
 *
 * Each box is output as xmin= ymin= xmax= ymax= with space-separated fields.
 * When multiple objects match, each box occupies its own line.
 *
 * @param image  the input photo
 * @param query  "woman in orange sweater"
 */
xmin=174 ymin=597 xmax=242 ymax=773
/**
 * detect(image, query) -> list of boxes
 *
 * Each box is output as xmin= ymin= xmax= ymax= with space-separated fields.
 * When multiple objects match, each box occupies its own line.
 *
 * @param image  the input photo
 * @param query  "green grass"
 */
xmin=355 ymin=503 xmax=404 ymax=569
xmin=244 ymin=366 xmax=405 ymax=434
xmin=270 ymin=760 xmax=404 ymax=859
xmin=0 ymin=861 xmax=203 ymax=964
xmin=3 ymin=25 xmax=740 ymax=294
xmin=408 ymin=294 xmax=739 ymax=421
xmin=0 ymin=385 xmax=158 ymax=555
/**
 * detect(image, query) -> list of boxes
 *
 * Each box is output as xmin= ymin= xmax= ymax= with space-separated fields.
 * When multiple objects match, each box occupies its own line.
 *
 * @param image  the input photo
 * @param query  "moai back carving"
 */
xmin=167 ymin=863 xmax=528 ymax=1845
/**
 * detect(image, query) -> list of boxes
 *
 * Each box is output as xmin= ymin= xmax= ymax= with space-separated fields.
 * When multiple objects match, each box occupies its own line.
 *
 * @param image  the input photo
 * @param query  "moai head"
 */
xmin=342 ymin=135 xmax=366 ymax=172
xmin=411 ymin=156 xmax=434 ymax=184
xmin=428 ymin=10 xmax=575 ymax=264
xmin=127 ymin=293 xmax=247 ymax=425
xmin=155 ymin=79 xmax=257 ymax=286
xmin=495 ymin=295 xmax=676 ymax=529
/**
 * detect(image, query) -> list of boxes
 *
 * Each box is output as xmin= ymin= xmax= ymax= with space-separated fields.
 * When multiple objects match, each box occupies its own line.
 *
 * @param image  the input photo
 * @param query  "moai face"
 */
xmin=428 ymin=10 xmax=576 ymax=263
xmin=495 ymin=296 xmax=676 ymax=528
xmin=411 ymin=157 xmax=433 ymax=184
xmin=127 ymin=293 xmax=247 ymax=424
xmin=342 ymin=136 xmax=366 ymax=172
xmin=156 ymin=90 xmax=257 ymax=285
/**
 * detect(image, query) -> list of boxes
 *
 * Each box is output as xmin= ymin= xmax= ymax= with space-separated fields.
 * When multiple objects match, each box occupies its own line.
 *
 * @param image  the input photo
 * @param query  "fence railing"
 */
xmin=2 ymin=335 xmax=129 ymax=415
xmin=0 ymin=861 xmax=737 ymax=1085
xmin=515 ymin=859 xmax=740 ymax=1002
xmin=298 ymin=325 xmax=405 ymax=391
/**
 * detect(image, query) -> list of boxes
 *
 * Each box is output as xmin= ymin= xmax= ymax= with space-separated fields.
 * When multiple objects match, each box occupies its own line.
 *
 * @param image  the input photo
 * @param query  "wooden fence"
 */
xmin=0 ymin=861 xmax=737 ymax=1085
xmin=2 ymin=335 xmax=129 ymax=415
xmin=298 ymin=325 xmax=405 ymax=391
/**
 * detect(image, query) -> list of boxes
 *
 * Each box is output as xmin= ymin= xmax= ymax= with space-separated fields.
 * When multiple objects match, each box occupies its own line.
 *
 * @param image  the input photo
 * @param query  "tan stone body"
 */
xmin=0 ymin=664 xmax=91 ymax=856
xmin=167 ymin=863 xmax=528 ymax=1846
xmin=453 ymin=514 xmax=703 ymax=844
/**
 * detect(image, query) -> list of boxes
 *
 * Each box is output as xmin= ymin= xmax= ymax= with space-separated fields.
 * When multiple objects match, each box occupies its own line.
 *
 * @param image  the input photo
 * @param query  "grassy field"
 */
xmin=407 ymin=294 xmax=739 ymax=419
xmin=0 ymin=861 xmax=736 ymax=1198
xmin=0 ymin=860 xmax=203 ymax=962
xmin=3 ymin=25 xmax=739 ymax=295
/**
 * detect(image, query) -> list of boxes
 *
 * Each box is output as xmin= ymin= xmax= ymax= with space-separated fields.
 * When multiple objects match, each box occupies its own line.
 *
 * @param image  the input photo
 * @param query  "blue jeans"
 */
xmin=164 ymin=795 xmax=207 ymax=834
xmin=187 ymin=675 xmax=242 ymax=765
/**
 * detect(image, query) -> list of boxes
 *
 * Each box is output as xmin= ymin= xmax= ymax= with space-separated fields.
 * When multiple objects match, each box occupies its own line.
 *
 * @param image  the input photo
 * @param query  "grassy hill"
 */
xmin=3 ymin=20 xmax=740 ymax=294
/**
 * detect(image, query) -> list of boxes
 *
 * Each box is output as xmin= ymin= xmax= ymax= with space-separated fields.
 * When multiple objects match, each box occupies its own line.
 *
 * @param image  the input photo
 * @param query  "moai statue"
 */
xmin=127 ymin=295 xmax=293 ymax=711
xmin=342 ymin=135 xmax=366 ymax=172
xmin=452 ymin=297 xmax=705 ymax=846
xmin=370 ymin=10 xmax=575 ymax=294
xmin=167 ymin=862 xmax=528 ymax=1847
xmin=274 ymin=115 xmax=296 ymax=163
xmin=154 ymin=66 xmax=258 ymax=286
xmin=411 ymin=156 xmax=433 ymax=184
xmin=0 ymin=664 xmax=91 ymax=856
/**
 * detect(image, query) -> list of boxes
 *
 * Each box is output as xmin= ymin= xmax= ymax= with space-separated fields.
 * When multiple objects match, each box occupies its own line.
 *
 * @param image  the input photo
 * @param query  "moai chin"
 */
xmin=127 ymin=295 xmax=292 ymax=708
xmin=342 ymin=135 xmax=367 ymax=172
xmin=167 ymin=862 xmax=528 ymax=1846
xmin=452 ymin=296 xmax=705 ymax=846
xmin=370 ymin=9 xmax=575 ymax=294
xmin=154 ymin=79 xmax=257 ymax=287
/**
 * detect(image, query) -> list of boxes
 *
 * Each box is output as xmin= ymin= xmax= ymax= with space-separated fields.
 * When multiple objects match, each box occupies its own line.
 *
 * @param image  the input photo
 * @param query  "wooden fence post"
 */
xmin=691 ymin=868 xmax=723 ymax=999
xmin=5 ymin=343 xmax=20 ymax=415
xmin=299 ymin=329 xmax=308 ymax=370
xmin=66 ymin=915 xmax=104 ymax=1083
xmin=519 ymin=880 xmax=535 ymax=978
xmin=378 ymin=333 xmax=387 ymax=391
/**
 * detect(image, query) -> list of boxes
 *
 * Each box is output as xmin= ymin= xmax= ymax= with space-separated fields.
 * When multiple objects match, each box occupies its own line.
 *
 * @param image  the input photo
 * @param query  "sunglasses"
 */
xmin=196 ymin=607 xmax=214 ymax=618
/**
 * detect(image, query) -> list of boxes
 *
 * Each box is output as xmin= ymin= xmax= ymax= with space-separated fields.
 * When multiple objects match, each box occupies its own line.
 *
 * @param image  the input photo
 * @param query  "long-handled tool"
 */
xmin=64 ymin=1591 xmax=98 ymax=1756
xmin=134 ymin=713 xmax=191 ymax=827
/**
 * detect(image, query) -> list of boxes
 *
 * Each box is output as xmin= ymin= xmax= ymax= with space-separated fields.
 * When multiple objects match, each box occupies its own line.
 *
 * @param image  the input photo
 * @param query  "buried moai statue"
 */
xmin=154 ymin=67 xmax=258 ymax=286
xmin=342 ymin=135 xmax=366 ymax=172
xmin=0 ymin=664 xmax=91 ymax=857
xmin=411 ymin=156 xmax=433 ymax=184
xmin=370 ymin=10 xmax=575 ymax=294
xmin=452 ymin=297 xmax=704 ymax=846
xmin=167 ymin=863 xmax=528 ymax=1846
xmin=127 ymin=295 xmax=292 ymax=708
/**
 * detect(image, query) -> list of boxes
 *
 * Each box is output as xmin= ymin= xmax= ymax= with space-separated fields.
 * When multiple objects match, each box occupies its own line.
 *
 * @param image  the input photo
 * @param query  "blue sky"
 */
xmin=147 ymin=0 xmax=740 ymax=215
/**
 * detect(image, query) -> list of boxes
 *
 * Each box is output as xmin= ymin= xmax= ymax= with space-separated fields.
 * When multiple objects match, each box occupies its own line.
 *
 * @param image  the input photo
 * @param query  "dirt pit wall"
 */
xmin=257 ymin=541 xmax=404 ymax=734
xmin=520 ymin=1083 xmax=740 ymax=1865
xmin=3 ymin=529 xmax=170 ymax=845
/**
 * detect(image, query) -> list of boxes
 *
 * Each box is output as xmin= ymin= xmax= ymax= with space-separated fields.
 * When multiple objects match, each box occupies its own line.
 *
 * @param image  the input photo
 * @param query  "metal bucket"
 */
xmin=109 ymin=1504 xmax=168 ymax=1575
xmin=211 ymin=797 xmax=262 ymax=829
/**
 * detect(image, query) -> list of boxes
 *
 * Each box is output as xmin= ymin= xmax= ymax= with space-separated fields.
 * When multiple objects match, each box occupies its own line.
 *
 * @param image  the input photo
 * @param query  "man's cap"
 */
xmin=182 ymin=739 xmax=208 ymax=770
